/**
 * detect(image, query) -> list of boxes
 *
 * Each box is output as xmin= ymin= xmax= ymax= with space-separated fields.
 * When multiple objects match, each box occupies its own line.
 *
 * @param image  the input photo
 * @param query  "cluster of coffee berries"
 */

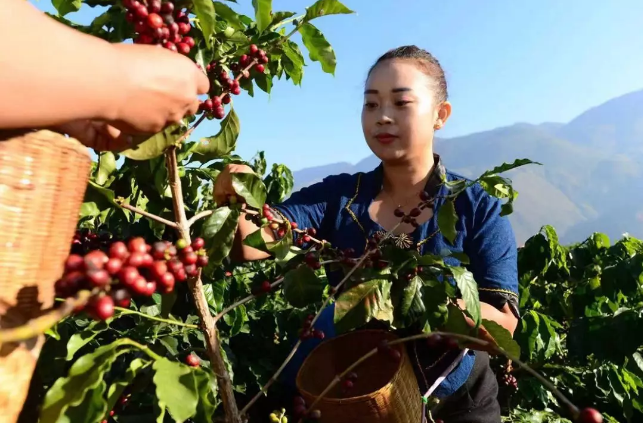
xmin=269 ymin=409 xmax=288 ymax=423
xmin=577 ymin=408 xmax=603 ymax=423
xmin=292 ymin=396 xmax=321 ymax=421
xmin=295 ymin=227 xmax=316 ymax=247
xmin=55 ymin=237 xmax=209 ymax=321
xmin=499 ymin=373 xmax=518 ymax=390
xmin=198 ymin=45 xmax=270 ymax=120
xmin=340 ymin=372 xmax=358 ymax=396
xmin=185 ymin=353 xmax=200 ymax=368
xmin=426 ymin=333 xmax=459 ymax=351
xmin=377 ymin=340 xmax=402 ymax=362
xmin=299 ymin=314 xmax=325 ymax=341
xmin=100 ymin=392 xmax=131 ymax=423
xmin=251 ymin=280 xmax=273 ymax=296
xmin=304 ymin=253 xmax=322 ymax=270
xmin=125 ymin=0 xmax=194 ymax=54
xmin=71 ymin=229 xmax=112 ymax=255
xmin=244 ymin=203 xmax=294 ymax=240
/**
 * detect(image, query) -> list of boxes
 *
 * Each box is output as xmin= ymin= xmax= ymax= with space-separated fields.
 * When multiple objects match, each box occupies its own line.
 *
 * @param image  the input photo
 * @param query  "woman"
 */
xmin=215 ymin=45 xmax=519 ymax=422
xmin=1 ymin=0 xmax=209 ymax=151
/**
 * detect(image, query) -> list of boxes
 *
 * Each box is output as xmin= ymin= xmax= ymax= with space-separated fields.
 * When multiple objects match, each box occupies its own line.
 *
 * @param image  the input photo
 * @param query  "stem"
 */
xmin=119 ymin=338 xmax=164 ymax=361
xmin=0 ymin=290 xmax=92 ymax=345
xmin=298 ymin=331 xmax=579 ymax=423
xmin=165 ymin=146 xmax=242 ymax=423
xmin=214 ymin=277 xmax=284 ymax=323
xmin=114 ymin=307 xmax=199 ymax=329
xmin=270 ymin=13 xmax=304 ymax=31
xmin=116 ymin=200 xmax=178 ymax=228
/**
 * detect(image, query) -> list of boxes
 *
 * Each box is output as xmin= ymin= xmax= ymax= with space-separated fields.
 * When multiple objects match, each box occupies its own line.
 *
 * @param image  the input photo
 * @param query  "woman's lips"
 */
xmin=375 ymin=133 xmax=398 ymax=144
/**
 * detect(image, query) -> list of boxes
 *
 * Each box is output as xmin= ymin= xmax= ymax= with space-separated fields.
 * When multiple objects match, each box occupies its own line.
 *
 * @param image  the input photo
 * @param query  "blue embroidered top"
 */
xmin=273 ymin=155 xmax=519 ymax=398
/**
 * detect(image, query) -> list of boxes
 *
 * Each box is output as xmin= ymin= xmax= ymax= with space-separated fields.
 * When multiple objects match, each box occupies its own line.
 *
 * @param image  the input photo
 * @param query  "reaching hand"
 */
xmin=54 ymin=120 xmax=135 ymax=152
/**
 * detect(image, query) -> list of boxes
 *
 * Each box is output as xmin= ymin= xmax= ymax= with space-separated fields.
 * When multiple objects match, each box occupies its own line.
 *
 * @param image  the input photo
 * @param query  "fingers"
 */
xmin=194 ymin=66 xmax=210 ymax=95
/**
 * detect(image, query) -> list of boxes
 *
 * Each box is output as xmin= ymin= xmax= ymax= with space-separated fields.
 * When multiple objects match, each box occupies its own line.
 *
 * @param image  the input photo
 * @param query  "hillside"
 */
xmin=290 ymin=89 xmax=643 ymax=244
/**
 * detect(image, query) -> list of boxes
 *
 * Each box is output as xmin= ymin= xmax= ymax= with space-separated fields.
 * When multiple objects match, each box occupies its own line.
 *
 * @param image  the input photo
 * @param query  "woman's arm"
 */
xmin=214 ymin=164 xmax=334 ymax=262
xmin=0 ymin=0 xmax=127 ymax=127
xmin=458 ymin=192 xmax=520 ymax=349
xmin=0 ymin=0 xmax=208 ymax=133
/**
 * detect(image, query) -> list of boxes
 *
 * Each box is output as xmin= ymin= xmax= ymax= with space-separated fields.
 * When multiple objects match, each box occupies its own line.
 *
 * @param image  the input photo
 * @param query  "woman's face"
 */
xmin=361 ymin=59 xmax=447 ymax=164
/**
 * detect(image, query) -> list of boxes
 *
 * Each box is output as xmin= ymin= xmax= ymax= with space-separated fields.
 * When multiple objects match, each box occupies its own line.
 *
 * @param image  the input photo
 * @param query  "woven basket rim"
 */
xmin=295 ymin=329 xmax=407 ymax=404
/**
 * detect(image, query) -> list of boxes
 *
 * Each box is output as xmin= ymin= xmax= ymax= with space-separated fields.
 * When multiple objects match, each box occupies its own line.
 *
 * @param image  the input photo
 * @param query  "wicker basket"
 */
xmin=296 ymin=330 xmax=423 ymax=423
xmin=0 ymin=129 xmax=91 ymax=423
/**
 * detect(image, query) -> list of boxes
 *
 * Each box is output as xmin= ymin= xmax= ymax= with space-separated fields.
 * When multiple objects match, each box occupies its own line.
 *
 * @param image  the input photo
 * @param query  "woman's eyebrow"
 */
xmin=364 ymin=87 xmax=413 ymax=94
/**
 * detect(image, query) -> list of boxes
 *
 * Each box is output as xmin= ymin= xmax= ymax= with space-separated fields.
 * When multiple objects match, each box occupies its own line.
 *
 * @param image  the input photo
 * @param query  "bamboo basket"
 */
xmin=296 ymin=330 xmax=423 ymax=423
xmin=0 ymin=129 xmax=91 ymax=423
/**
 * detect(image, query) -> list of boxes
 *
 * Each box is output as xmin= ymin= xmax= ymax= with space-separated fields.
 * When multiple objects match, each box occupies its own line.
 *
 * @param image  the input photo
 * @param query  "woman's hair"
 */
xmin=367 ymin=45 xmax=448 ymax=102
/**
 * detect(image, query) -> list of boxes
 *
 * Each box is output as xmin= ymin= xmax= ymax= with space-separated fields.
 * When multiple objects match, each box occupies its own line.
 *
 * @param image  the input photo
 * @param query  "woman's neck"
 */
xmin=382 ymin=154 xmax=435 ymax=196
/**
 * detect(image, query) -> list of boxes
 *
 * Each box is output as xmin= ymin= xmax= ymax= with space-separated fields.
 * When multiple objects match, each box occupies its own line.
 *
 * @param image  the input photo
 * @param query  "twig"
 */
xmin=165 ymin=146 xmax=242 ymax=423
xmin=116 ymin=199 xmax=178 ymax=228
xmin=0 ymin=290 xmax=92 ymax=345
xmin=298 ymin=331 xmax=580 ymax=423
xmin=114 ymin=307 xmax=199 ymax=329
xmin=214 ymin=277 xmax=284 ymax=323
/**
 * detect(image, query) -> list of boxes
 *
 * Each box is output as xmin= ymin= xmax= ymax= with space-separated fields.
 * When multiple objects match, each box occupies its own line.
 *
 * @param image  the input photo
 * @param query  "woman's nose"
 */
xmin=376 ymin=110 xmax=393 ymax=126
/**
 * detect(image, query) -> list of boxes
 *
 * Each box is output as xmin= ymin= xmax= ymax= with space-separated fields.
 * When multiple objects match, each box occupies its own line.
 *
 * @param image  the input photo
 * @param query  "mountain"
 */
xmin=290 ymin=89 xmax=643 ymax=245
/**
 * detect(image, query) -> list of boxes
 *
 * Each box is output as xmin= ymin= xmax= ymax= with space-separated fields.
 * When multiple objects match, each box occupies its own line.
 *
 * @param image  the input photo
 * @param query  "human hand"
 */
xmin=213 ymin=164 xmax=255 ymax=204
xmin=454 ymin=299 xmax=498 ymax=353
xmin=106 ymin=43 xmax=210 ymax=134
xmin=54 ymin=120 xmax=134 ymax=152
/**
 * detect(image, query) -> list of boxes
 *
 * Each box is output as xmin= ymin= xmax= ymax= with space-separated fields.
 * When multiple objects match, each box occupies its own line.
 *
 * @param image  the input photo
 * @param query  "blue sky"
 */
xmin=32 ymin=0 xmax=643 ymax=171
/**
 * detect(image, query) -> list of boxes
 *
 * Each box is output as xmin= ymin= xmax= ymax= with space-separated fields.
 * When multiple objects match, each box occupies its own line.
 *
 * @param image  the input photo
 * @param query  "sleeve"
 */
xmin=271 ymin=176 xmax=337 ymax=241
xmin=465 ymin=193 xmax=520 ymax=319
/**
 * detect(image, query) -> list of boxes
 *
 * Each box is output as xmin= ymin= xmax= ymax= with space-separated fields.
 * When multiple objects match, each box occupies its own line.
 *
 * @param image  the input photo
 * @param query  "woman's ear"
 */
xmin=434 ymin=101 xmax=452 ymax=130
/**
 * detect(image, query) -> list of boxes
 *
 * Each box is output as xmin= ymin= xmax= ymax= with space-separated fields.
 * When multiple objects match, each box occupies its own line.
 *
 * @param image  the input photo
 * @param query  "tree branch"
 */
xmin=165 ymin=146 xmax=242 ymax=423
xmin=116 ymin=199 xmax=178 ymax=228
xmin=214 ymin=277 xmax=284 ymax=323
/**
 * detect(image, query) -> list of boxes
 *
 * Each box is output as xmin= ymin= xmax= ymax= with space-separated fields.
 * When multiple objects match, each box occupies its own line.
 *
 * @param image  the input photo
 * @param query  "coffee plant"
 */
xmin=3 ymin=1 xmax=616 ymax=423
xmin=495 ymin=227 xmax=643 ymax=423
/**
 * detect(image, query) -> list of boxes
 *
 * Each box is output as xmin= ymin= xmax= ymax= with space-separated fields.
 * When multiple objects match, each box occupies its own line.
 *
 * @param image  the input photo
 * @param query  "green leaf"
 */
xmin=202 ymin=206 xmax=241 ymax=264
xmin=283 ymin=265 xmax=325 ymax=308
xmin=450 ymin=266 xmax=480 ymax=327
xmin=153 ymin=358 xmax=198 ymax=422
xmin=242 ymin=228 xmax=270 ymax=253
xmin=281 ymin=41 xmax=305 ymax=85
xmin=121 ymin=124 xmax=184 ymax=160
xmin=61 ymin=379 xmax=107 ymax=423
xmin=66 ymin=320 xmax=110 ymax=360
xmin=479 ymin=158 xmax=540 ymax=178
xmin=40 ymin=342 xmax=131 ymax=422
xmin=304 ymin=0 xmax=355 ymax=22
xmin=223 ymin=304 xmax=247 ymax=336
xmin=269 ymin=11 xmax=296 ymax=28
xmin=444 ymin=303 xmax=471 ymax=335
xmin=481 ymin=319 xmax=521 ymax=358
xmin=392 ymin=275 xmax=425 ymax=328
xmin=230 ymin=173 xmax=267 ymax=208
xmin=193 ymin=0 xmax=217 ymax=48
xmin=193 ymin=370 xmax=219 ymax=422
xmin=298 ymin=23 xmax=337 ymax=75
xmin=214 ymin=1 xmax=245 ymax=29
xmin=95 ymin=152 xmax=117 ymax=185
xmin=106 ymin=359 xmax=148 ymax=413
xmin=52 ymin=0 xmax=82 ymax=16
xmin=192 ymin=108 xmax=240 ymax=162
xmin=252 ymin=0 xmax=272 ymax=33
xmin=437 ymin=199 xmax=458 ymax=244
xmin=334 ymin=279 xmax=394 ymax=333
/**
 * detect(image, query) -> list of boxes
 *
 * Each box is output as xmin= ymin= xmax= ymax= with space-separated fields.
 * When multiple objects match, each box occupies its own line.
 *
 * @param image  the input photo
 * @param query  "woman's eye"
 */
xmin=395 ymin=100 xmax=412 ymax=107
xmin=364 ymin=102 xmax=377 ymax=109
